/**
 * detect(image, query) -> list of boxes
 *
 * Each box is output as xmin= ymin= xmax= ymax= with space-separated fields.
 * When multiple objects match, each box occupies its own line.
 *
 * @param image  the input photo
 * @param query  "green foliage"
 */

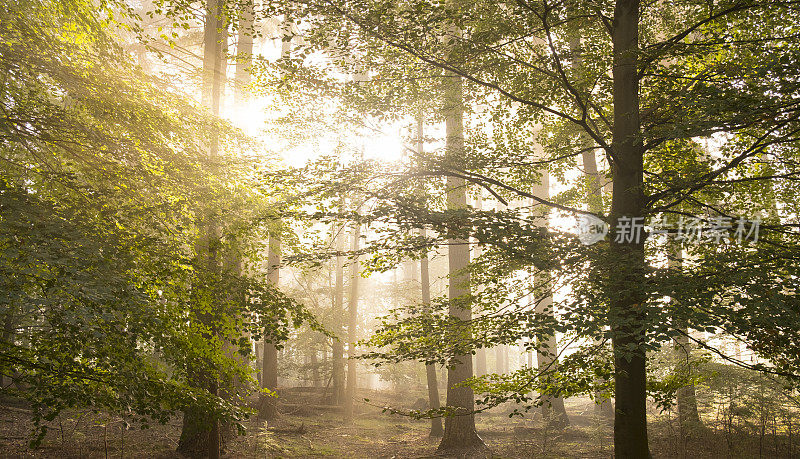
xmin=254 ymin=0 xmax=800 ymax=418
xmin=0 ymin=0 xmax=317 ymax=445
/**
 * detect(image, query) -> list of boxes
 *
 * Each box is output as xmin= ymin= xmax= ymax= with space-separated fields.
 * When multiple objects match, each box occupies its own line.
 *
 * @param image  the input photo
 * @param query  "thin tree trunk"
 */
xmin=583 ymin=136 xmax=615 ymax=421
xmin=311 ymin=345 xmax=320 ymax=387
xmin=344 ymin=50 xmax=367 ymax=420
xmin=233 ymin=0 xmax=254 ymax=105
xmin=321 ymin=343 xmax=329 ymax=398
xmin=437 ymin=64 xmax=485 ymax=453
xmin=534 ymin=292 xmax=569 ymax=428
xmin=259 ymin=14 xmax=290 ymax=421
xmin=255 ymin=341 xmax=263 ymax=386
xmin=419 ymin=227 xmax=444 ymax=437
xmin=531 ymin=171 xmax=569 ymax=428
xmin=475 ymin=349 xmax=487 ymax=377
xmin=609 ymin=0 xmax=650 ymax=456
xmin=344 ymin=220 xmax=360 ymax=420
xmin=223 ymin=0 xmax=255 ymax=402
xmin=669 ymin=244 xmax=702 ymax=433
xmin=492 ymin=198 xmax=507 ymax=378
xmin=413 ymin=113 xmax=444 ymax=436
xmin=2 ymin=302 xmax=16 ymax=389
xmin=472 ymin=193 xmax=487 ymax=378
xmin=332 ymin=219 xmax=346 ymax=406
xmin=569 ymin=19 xmax=616 ymax=424
xmin=581 ymin=145 xmax=614 ymax=419
xmin=260 ymin=235 xmax=281 ymax=420
xmin=495 ymin=346 xmax=505 ymax=374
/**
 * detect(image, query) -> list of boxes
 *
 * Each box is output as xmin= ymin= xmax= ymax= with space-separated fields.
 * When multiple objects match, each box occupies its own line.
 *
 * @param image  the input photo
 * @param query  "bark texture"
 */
xmin=609 ymin=0 xmax=650 ymax=456
xmin=437 ymin=68 xmax=485 ymax=453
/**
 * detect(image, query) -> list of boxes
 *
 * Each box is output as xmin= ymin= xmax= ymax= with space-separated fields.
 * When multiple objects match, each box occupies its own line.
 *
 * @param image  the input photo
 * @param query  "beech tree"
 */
xmin=259 ymin=0 xmax=800 ymax=456
xmin=344 ymin=217 xmax=361 ymax=420
xmin=531 ymin=170 xmax=570 ymax=428
xmin=7 ymin=0 xmax=800 ymax=457
xmin=260 ymin=234 xmax=282 ymax=421
xmin=419 ymin=227 xmax=444 ymax=437
xmin=437 ymin=55 xmax=486 ymax=453
xmin=27 ymin=0 xmax=798 ymax=455
xmin=0 ymin=1 xmax=319 ymax=456
xmin=177 ymin=0 xmax=228 ymax=454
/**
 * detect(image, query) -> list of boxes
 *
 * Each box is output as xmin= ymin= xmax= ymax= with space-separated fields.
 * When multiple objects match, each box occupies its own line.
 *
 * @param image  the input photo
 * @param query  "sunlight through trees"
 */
xmin=3 ymin=0 xmax=800 ymax=457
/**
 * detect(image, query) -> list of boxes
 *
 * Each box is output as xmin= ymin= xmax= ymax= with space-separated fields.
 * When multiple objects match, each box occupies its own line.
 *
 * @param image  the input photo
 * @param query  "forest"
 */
xmin=2 ymin=0 xmax=800 ymax=457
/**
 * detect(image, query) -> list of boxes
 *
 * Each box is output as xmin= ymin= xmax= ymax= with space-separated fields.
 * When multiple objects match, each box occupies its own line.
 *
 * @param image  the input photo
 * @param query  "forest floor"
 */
xmin=0 ymin=388 xmax=793 ymax=458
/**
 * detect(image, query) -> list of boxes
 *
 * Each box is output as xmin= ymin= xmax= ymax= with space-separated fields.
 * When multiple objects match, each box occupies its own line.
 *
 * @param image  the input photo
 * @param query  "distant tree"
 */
xmin=260 ymin=234 xmax=281 ymax=421
xmin=420 ymin=228 xmax=444 ymax=437
xmin=344 ymin=218 xmax=361 ymax=420
xmin=531 ymin=170 xmax=570 ymax=429
xmin=332 ymin=217 xmax=346 ymax=406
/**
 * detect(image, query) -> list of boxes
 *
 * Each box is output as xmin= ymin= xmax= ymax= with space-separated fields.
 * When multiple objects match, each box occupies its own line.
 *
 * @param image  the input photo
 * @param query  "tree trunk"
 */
xmin=255 ymin=341 xmax=263 ymax=386
xmin=222 ymin=0 xmax=254 ymax=401
xmin=569 ymin=17 xmax=616 ymax=424
xmin=2 ymin=302 xmax=17 ymax=389
xmin=609 ymin=0 xmax=650 ymax=456
xmin=669 ymin=245 xmax=702 ymax=433
xmin=259 ymin=15 xmax=290 ymax=421
xmin=321 ymin=344 xmax=329 ymax=398
xmin=535 ymin=292 xmax=569 ymax=428
xmin=260 ymin=234 xmax=281 ymax=420
xmin=494 ymin=346 xmax=504 ymax=374
xmin=437 ymin=66 xmax=486 ymax=453
xmin=233 ymin=0 xmax=254 ymax=105
xmin=413 ymin=113 xmax=444 ymax=437
xmin=179 ymin=1 xmax=225 ymax=457
xmin=580 ymin=139 xmax=615 ymax=420
xmin=531 ymin=171 xmax=569 ymax=428
xmin=344 ymin=220 xmax=360 ymax=420
xmin=583 ymin=139 xmax=615 ymax=421
xmin=472 ymin=194 xmax=488 ymax=378
xmin=418 ymin=227 xmax=444 ymax=437
xmin=332 ymin=219 xmax=346 ymax=406
xmin=493 ymin=198 xmax=508 ymax=377
xmin=311 ymin=345 xmax=320 ymax=387
xmin=475 ymin=349 xmax=487 ymax=377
